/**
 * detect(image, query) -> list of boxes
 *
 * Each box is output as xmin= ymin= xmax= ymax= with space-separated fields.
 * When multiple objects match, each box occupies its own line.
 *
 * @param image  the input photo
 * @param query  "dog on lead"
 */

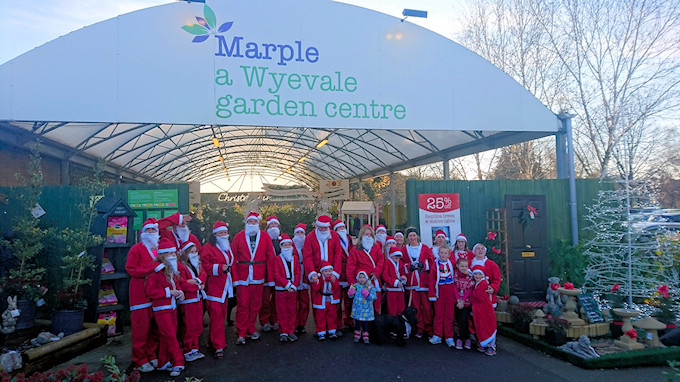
xmin=369 ymin=306 xmax=418 ymax=346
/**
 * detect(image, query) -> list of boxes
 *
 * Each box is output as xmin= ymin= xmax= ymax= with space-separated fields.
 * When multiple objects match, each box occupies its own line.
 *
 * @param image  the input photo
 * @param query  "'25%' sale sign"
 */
xmin=418 ymin=193 xmax=461 ymax=247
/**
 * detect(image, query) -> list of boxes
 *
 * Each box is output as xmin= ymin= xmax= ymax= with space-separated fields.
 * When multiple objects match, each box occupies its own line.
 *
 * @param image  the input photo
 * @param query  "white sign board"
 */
xmin=418 ymin=193 xmax=462 ymax=247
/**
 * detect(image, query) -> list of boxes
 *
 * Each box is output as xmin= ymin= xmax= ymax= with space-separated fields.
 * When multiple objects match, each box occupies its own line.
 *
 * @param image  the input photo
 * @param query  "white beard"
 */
xmin=376 ymin=233 xmax=387 ymax=244
xmin=361 ymin=236 xmax=374 ymax=249
xmin=293 ymin=235 xmax=305 ymax=249
xmin=189 ymin=253 xmax=200 ymax=269
xmin=316 ymin=229 xmax=330 ymax=242
xmin=337 ymin=230 xmax=348 ymax=242
xmin=245 ymin=224 xmax=259 ymax=237
xmin=267 ymin=227 xmax=280 ymax=240
xmin=175 ymin=226 xmax=190 ymax=242
xmin=167 ymin=257 xmax=179 ymax=273
xmin=280 ymin=247 xmax=294 ymax=262
xmin=140 ymin=232 xmax=159 ymax=249
xmin=216 ymin=236 xmax=231 ymax=252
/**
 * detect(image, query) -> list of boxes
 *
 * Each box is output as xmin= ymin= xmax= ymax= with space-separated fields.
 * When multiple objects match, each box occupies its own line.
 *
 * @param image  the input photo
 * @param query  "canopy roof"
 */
xmin=0 ymin=1 xmax=559 ymax=189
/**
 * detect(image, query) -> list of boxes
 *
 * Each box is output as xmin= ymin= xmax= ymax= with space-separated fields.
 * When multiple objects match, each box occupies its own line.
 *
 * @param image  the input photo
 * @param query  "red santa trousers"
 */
xmin=206 ymin=299 xmax=228 ymax=350
xmin=337 ymin=288 xmax=354 ymax=328
xmin=409 ymin=290 xmax=434 ymax=335
xmin=386 ymin=290 xmax=406 ymax=316
xmin=259 ymin=285 xmax=277 ymax=325
xmin=130 ymin=307 xmax=159 ymax=367
xmin=236 ymin=284 xmax=264 ymax=338
xmin=153 ymin=309 xmax=185 ymax=368
xmin=275 ymin=291 xmax=297 ymax=335
xmin=297 ymin=289 xmax=311 ymax=327
xmin=432 ymin=284 xmax=455 ymax=339
xmin=374 ymin=290 xmax=382 ymax=315
xmin=313 ymin=302 xmax=338 ymax=334
xmin=180 ymin=301 xmax=203 ymax=353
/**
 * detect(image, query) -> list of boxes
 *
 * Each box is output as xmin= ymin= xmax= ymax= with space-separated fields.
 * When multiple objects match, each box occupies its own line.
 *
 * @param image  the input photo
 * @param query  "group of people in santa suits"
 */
xmin=127 ymin=211 xmax=502 ymax=377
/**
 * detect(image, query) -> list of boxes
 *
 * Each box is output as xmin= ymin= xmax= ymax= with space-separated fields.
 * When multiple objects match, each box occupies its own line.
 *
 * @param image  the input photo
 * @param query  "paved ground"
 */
xmin=54 ymin=315 xmax=669 ymax=382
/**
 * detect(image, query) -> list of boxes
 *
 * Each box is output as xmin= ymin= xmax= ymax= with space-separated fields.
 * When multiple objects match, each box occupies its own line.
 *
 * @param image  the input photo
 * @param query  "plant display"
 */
xmin=648 ymin=284 xmax=677 ymax=325
xmin=0 ymin=356 xmax=140 ymax=382
xmin=545 ymin=315 xmax=571 ymax=334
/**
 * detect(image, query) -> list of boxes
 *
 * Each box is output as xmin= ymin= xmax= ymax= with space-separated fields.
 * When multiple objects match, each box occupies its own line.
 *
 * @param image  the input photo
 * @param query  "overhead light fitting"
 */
xmin=298 ymin=156 xmax=306 ymax=163
xmin=401 ymin=8 xmax=428 ymax=22
xmin=219 ymin=156 xmax=225 ymax=163
xmin=212 ymin=137 xmax=219 ymax=148
xmin=316 ymin=139 xmax=329 ymax=148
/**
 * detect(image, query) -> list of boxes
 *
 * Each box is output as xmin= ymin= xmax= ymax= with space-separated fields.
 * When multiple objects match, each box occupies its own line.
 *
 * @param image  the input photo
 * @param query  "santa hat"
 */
xmin=320 ymin=261 xmax=334 ymax=272
xmin=356 ymin=270 xmax=369 ymax=279
xmin=212 ymin=221 xmax=228 ymax=234
xmin=388 ymin=247 xmax=403 ymax=258
xmin=333 ymin=219 xmax=345 ymax=231
xmin=455 ymin=234 xmax=468 ymax=242
xmin=294 ymin=223 xmax=307 ymax=234
xmin=472 ymin=243 xmax=487 ymax=254
xmin=471 ymin=265 xmax=486 ymax=277
xmin=245 ymin=211 xmax=261 ymax=223
xmin=385 ymin=236 xmax=397 ymax=245
xmin=165 ymin=212 xmax=184 ymax=226
xmin=316 ymin=215 xmax=332 ymax=228
xmin=266 ymin=215 xmax=280 ymax=227
xmin=280 ymin=233 xmax=292 ymax=245
xmin=180 ymin=241 xmax=196 ymax=252
xmin=394 ymin=232 xmax=404 ymax=239
xmin=375 ymin=224 xmax=387 ymax=233
xmin=435 ymin=230 xmax=447 ymax=239
xmin=142 ymin=217 xmax=159 ymax=232
xmin=158 ymin=238 xmax=177 ymax=254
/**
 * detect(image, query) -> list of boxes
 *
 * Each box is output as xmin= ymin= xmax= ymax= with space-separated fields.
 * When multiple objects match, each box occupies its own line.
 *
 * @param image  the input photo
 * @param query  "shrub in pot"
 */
xmin=545 ymin=315 xmax=571 ymax=346
xmin=510 ymin=304 xmax=534 ymax=333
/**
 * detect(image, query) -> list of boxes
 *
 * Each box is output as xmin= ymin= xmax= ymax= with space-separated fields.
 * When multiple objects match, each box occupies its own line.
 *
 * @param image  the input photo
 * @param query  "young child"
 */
xmin=452 ymin=234 xmax=474 ymax=263
xmin=348 ymin=271 xmax=377 ymax=344
xmin=428 ymin=245 xmax=455 ymax=347
xmin=178 ymin=241 xmax=207 ymax=362
xmin=470 ymin=265 xmax=498 ymax=356
xmin=311 ymin=261 xmax=341 ymax=340
xmin=145 ymin=238 xmax=186 ymax=377
xmin=382 ymin=247 xmax=407 ymax=316
xmin=292 ymin=223 xmax=309 ymax=334
xmin=274 ymin=234 xmax=301 ymax=342
xmin=453 ymin=257 xmax=474 ymax=350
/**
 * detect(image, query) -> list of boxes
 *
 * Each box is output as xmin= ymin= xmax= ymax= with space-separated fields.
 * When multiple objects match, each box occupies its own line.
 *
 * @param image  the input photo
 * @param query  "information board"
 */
xmin=577 ymin=293 xmax=604 ymax=323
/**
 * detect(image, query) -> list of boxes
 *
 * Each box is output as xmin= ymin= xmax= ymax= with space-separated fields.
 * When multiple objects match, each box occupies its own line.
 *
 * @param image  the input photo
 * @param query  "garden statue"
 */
xmin=0 ymin=351 xmax=22 ymax=373
xmin=558 ymin=335 xmax=599 ymax=359
xmin=1 ymin=296 xmax=19 ymax=334
xmin=545 ymin=277 xmax=563 ymax=316
xmin=30 ymin=331 xmax=63 ymax=347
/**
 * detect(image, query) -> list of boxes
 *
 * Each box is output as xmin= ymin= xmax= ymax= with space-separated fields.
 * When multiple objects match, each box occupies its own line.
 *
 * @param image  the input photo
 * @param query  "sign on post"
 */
xmin=418 ymin=193 xmax=461 ymax=247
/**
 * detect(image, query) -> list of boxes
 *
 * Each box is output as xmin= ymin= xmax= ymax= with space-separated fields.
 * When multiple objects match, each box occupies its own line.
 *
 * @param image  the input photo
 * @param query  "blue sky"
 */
xmin=0 ymin=0 xmax=463 ymax=65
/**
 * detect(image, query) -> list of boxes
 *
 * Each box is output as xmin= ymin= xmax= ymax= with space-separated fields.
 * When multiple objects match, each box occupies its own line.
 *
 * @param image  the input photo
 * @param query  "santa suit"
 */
xmin=158 ymin=213 xmax=202 ymax=252
xmin=274 ymin=252 xmax=301 ymax=336
xmin=470 ymin=257 xmax=502 ymax=307
xmin=311 ymin=276 xmax=340 ymax=335
xmin=429 ymin=259 xmax=456 ymax=340
xmin=200 ymin=242 xmax=234 ymax=350
xmin=347 ymin=244 xmax=384 ymax=314
xmin=382 ymin=257 xmax=408 ymax=315
xmin=145 ymin=263 xmax=185 ymax=369
xmin=302 ymin=230 xmax=343 ymax=282
xmin=231 ymin=229 xmax=275 ymax=338
xmin=336 ymin=233 xmax=355 ymax=327
xmin=125 ymin=242 xmax=160 ymax=367
xmin=402 ymin=243 xmax=434 ymax=335
xmin=259 ymin=236 xmax=280 ymax=327
xmin=294 ymin=240 xmax=310 ymax=328
xmin=470 ymin=278 xmax=497 ymax=348
xmin=178 ymin=262 xmax=207 ymax=355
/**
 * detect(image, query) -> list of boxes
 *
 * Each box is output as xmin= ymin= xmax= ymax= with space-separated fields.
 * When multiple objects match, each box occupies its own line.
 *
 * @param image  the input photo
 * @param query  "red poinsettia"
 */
xmin=526 ymin=205 xmax=538 ymax=214
xmin=563 ymin=282 xmax=574 ymax=290
xmin=658 ymin=285 xmax=669 ymax=298
xmin=611 ymin=284 xmax=620 ymax=293
xmin=502 ymin=294 xmax=509 ymax=300
xmin=625 ymin=329 xmax=637 ymax=339
xmin=486 ymin=231 xmax=497 ymax=241
xmin=491 ymin=247 xmax=501 ymax=255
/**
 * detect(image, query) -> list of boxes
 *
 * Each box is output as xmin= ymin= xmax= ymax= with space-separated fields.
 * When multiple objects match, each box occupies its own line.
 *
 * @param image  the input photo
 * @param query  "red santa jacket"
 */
xmin=302 ymin=229 xmax=343 ymax=282
xmin=200 ymin=242 xmax=234 ymax=303
xmin=179 ymin=262 xmax=207 ymax=305
xmin=274 ymin=252 xmax=301 ymax=292
xmin=230 ymin=230 xmax=275 ymax=287
xmin=382 ymin=257 xmax=407 ymax=292
xmin=428 ymin=259 xmax=455 ymax=300
xmin=470 ymin=257 xmax=502 ymax=306
xmin=311 ymin=276 xmax=340 ymax=309
xmin=470 ymin=278 xmax=497 ymax=346
xmin=402 ymin=243 xmax=434 ymax=292
xmin=336 ymin=233 xmax=354 ymax=287
xmin=293 ymin=241 xmax=310 ymax=290
xmin=158 ymin=213 xmax=202 ymax=252
xmin=347 ymin=244 xmax=384 ymax=289
xmin=125 ymin=242 xmax=158 ymax=311
xmin=145 ymin=263 xmax=184 ymax=312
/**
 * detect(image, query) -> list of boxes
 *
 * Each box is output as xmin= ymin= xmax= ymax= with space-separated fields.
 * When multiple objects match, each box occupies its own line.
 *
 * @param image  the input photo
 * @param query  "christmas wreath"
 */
xmin=520 ymin=205 xmax=538 ymax=232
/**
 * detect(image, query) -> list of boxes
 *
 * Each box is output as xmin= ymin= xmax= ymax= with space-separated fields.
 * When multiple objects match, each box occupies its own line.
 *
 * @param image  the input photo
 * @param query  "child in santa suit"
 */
xmin=125 ymin=218 xmax=161 ymax=373
xmin=178 ymin=241 xmax=207 ymax=362
xmin=470 ymin=265 xmax=498 ymax=356
xmin=274 ymin=234 xmax=301 ymax=342
xmin=260 ymin=215 xmax=282 ymax=332
xmin=471 ymin=243 xmax=502 ymax=309
xmin=292 ymin=223 xmax=310 ymax=333
xmin=382 ymin=247 xmax=408 ymax=316
xmin=348 ymin=271 xmax=377 ymax=344
xmin=311 ymin=262 xmax=341 ymax=340
xmin=145 ymin=238 xmax=186 ymax=378
xmin=453 ymin=257 xmax=474 ymax=350
xmin=334 ymin=219 xmax=354 ymax=331
xmin=200 ymin=221 xmax=234 ymax=358
xmin=452 ymin=234 xmax=474 ymax=263
xmin=429 ymin=245 xmax=456 ymax=347
xmin=375 ymin=224 xmax=388 ymax=248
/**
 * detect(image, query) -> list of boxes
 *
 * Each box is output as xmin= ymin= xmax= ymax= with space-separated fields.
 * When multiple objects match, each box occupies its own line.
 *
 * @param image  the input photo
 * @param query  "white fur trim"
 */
xmin=158 ymin=247 xmax=176 ymax=254
xmin=280 ymin=238 xmax=292 ymax=245
xmin=178 ymin=215 xmax=183 ymax=225
xmin=389 ymin=250 xmax=403 ymax=257
xmin=316 ymin=220 xmax=331 ymax=227
xmin=429 ymin=297 xmax=436 ymax=301
xmin=332 ymin=270 xmax=340 ymax=279
xmin=333 ymin=222 xmax=345 ymax=230
xmin=181 ymin=242 xmax=195 ymax=252
xmin=213 ymin=264 xmax=220 ymax=276
xmin=155 ymin=263 xmax=165 ymax=272
xmin=267 ymin=218 xmax=280 ymax=226
xmin=394 ymin=232 xmax=404 ymax=238
xmin=320 ymin=264 xmax=333 ymax=272
xmin=165 ymin=287 xmax=171 ymax=298
xmin=142 ymin=223 xmax=159 ymax=232
xmin=212 ymin=226 xmax=228 ymax=233
xmin=294 ymin=227 xmax=305 ymax=234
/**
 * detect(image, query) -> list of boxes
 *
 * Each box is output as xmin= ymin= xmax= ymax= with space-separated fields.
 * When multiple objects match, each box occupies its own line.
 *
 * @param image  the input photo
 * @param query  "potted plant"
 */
xmin=545 ymin=315 xmax=571 ymax=346
xmin=0 ymin=144 xmax=50 ymax=330
xmin=650 ymin=284 xmax=676 ymax=336
xmin=510 ymin=304 xmax=534 ymax=333
xmin=51 ymin=162 xmax=106 ymax=336
xmin=607 ymin=283 xmax=625 ymax=338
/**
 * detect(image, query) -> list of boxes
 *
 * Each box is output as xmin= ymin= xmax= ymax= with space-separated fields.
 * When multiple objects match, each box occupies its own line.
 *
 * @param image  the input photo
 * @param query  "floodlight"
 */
xmin=401 ymin=9 xmax=428 ymax=22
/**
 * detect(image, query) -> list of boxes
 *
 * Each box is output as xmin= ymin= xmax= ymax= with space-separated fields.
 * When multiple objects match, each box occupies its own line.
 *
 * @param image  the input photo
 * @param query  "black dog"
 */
xmin=369 ymin=307 xmax=418 ymax=346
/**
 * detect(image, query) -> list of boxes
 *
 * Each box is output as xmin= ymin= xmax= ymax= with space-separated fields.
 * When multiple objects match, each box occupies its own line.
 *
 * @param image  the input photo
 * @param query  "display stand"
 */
xmin=86 ymin=197 xmax=136 ymax=335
